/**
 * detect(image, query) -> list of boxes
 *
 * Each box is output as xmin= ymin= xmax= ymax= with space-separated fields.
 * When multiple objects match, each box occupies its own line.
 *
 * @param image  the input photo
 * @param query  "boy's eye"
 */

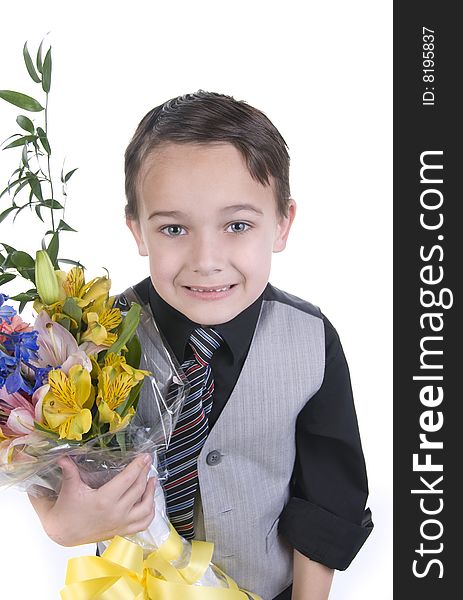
xmin=228 ymin=222 xmax=250 ymax=233
xmin=160 ymin=225 xmax=186 ymax=236
xmin=160 ymin=222 xmax=251 ymax=236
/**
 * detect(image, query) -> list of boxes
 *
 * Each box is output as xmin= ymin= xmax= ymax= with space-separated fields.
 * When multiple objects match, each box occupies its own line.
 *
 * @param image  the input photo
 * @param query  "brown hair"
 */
xmin=124 ymin=90 xmax=291 ymax=221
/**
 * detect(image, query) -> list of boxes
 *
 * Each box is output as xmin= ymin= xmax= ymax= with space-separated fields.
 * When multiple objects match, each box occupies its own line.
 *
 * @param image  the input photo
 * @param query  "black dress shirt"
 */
xmin=132 ymin=278 xmax=373 ymax=600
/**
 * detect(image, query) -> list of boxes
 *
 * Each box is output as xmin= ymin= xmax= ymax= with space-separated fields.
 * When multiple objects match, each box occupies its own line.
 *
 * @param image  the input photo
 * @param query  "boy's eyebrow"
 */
xmin=148 ymin=204 xmax=264 ymax=220
xmin=221 ymin=204 xmax=264 ymax=216
xmin=148 ymin=210 xmax=187 ymax=220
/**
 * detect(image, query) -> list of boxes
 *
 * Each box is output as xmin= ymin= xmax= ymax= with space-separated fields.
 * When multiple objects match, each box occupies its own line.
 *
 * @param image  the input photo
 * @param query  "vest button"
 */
xmin=206 ymin=450 xmax=222 ymax=465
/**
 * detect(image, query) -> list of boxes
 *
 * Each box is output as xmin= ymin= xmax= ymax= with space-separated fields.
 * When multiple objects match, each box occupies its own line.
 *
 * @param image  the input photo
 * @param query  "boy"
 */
xmin=30 ymin=91 xmax=373 ymax=600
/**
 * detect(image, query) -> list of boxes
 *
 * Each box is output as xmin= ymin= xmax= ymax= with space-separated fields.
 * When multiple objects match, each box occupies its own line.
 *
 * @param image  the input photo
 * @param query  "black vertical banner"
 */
xmin=394 ymin=3 xmax=461 ymax=598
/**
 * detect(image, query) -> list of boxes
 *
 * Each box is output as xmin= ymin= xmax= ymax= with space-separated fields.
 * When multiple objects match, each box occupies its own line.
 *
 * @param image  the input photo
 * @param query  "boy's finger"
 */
xmin=58 ymin=457 xmax=83 ymax=492
xmin=119 ymin=462 xmax=152 ymax=508
xmin=137 ymin=474 xmax=156 ymax=507
xmin=128 ymin=477 xmax=156 ymax=522
xmin=101 ymin=454 xmax=151 ymax=500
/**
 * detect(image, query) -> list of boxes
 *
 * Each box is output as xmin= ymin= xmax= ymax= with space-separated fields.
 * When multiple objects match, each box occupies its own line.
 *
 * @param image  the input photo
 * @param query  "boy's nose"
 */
xmin=190 ymin=234 xmax=224 ymax=275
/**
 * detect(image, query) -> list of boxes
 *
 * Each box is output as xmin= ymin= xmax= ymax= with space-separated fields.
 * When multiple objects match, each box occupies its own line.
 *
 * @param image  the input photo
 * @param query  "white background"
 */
xmin=0 ymin=1 xmax=392 ymax=598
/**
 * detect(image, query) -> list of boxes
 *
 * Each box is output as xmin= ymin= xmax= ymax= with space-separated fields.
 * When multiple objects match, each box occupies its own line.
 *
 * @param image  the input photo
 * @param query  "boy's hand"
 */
xmin=28 ymin=453 xmax=156 ymax=547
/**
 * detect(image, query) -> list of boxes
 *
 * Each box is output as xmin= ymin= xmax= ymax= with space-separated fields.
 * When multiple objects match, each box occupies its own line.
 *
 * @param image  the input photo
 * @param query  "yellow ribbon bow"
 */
xmin=61 ymin=525 xmax=262 ymax=600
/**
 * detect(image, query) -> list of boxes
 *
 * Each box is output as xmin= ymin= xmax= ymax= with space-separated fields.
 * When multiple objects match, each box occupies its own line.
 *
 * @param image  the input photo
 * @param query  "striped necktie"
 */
xmin=164 ymin=326 xmax=224 ymax=539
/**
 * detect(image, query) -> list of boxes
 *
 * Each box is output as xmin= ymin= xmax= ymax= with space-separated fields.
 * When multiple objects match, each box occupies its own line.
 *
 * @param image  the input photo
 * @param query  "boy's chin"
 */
xmin=177 ymin=300 xmax=247 ymax=326
xmin=182 ymin=306 xmax=240 ymax=326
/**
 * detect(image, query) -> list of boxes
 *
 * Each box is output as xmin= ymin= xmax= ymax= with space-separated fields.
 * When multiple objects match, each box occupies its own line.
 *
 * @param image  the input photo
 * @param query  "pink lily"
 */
xmin=0 ymin=388 xmax=41 ymax=436
xmin=31 ymin=383 xmax=49 ymax=424
xmin=32 ymin=311 xmax=93 ymax=373
xmin=0 ymin=431 xmax=49 ymax=465
xmin=0 ymin=387 xmax=49 ymax=465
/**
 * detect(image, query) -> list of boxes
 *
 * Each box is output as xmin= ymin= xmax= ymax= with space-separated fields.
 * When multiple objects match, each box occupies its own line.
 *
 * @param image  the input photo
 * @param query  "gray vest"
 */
xmin=124 ymin=286 xmax=325 ymax=600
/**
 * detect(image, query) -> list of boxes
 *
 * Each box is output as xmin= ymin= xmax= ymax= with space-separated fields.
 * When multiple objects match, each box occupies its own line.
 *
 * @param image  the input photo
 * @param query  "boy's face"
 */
xmin=127 ymin=142 xmax=296 ymax=326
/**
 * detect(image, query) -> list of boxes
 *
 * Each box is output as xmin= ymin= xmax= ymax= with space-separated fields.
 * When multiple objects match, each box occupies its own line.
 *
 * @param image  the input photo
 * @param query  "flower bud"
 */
xmin=35 ymin=250 xmax=60 ymax=305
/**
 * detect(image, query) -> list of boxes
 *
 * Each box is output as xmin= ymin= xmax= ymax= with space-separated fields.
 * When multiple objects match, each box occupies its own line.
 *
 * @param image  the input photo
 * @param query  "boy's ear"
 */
xmin=126 ymin=218 xmax=148 ymax=256
xmin=273 ymin=199 xmax=297 ymax=253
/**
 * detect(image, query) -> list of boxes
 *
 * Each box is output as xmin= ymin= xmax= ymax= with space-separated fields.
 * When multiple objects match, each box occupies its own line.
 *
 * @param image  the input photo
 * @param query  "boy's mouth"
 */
xmin=185 ymin=284 xmax=236 ymax=293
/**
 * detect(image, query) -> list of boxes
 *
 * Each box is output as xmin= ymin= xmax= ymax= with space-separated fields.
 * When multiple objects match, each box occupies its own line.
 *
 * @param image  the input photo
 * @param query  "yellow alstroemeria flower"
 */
xmin=96 ymin=364 xmax=136 ymax=433
xmin=80 ymin=308 xmax=122 ymax=347
xmin=98 ymin=403 xmax=135 ymax=433
xmin=0 ymin=425 xmax=7 ymax=442
xmin=42 ymin=365 xmax=95 ymax=440
xmin=80 ymin=275 xmax=112 ymax=306
xmin=61 ymin=267 xmax=111 ymax=309
xmin=62 ymin=266 xmax=85 ymax=299
xmin=104 ymin=352 xmax=150 ymax=382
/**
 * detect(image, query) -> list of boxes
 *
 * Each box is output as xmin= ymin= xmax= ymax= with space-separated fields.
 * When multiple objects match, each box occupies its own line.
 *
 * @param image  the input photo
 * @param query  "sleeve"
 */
xmin=278 ymin=314 xmax=373 ymax=570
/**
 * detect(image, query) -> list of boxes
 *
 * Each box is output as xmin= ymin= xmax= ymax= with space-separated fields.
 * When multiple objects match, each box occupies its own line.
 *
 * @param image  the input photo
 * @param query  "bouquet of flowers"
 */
xmin=0 ymin=277 xmax=260 ymax=599
xmin=1 ymin=38 xmax=261 ymax=600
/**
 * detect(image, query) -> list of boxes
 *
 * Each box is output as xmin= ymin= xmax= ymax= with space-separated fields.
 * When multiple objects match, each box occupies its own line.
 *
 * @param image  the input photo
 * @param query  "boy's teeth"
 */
xmin=189 ymin=286 xmax=230 ymax=292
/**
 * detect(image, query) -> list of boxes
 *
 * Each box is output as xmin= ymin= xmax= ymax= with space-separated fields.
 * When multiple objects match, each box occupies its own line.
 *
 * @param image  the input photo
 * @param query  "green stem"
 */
xmin=45 ymin=92 xmax=55 ymax=233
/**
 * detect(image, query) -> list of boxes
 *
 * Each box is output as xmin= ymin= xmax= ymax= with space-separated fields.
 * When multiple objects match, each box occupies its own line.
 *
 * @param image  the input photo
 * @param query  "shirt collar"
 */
xmin=148 ymin=282 xmax=264 ymax=364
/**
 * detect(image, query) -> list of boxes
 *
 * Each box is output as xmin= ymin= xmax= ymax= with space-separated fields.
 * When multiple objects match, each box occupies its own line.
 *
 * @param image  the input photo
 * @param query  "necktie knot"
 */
xmin=188 ymin=326 xmax=224 ymax=365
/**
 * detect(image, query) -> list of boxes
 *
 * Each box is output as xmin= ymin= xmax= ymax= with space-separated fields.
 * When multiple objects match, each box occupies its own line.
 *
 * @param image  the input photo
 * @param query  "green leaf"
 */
xmin=2 ymin=256 xmax=16 ymax=270
xmin=41 ymin=198 xmax=63 ymax=209
xmin=0 ymin=207 xmax=16 ymax=223
xmin=3 ymin=134 xmax=37 ymax=150
xmin=28 ymin=174 xmax=43 ymax=202
xmin=64 ymin=168 xmax=78 ymax=183
xmin=23 ymin=42 xmax=41 ymax=83
xmin=16 ymin=115 xmax=35 ymax=134
xmin=0 ymin=177 xmax=23 ymax=198
xmin=12 ymin=204 xmax=32 ymax=223
xmin=22 ymin=145 xmax=29 ymax=167
xmin=11 ymin=250 xmax=35 ymax=269
xmin=58 ymin=316 xmax=71 ymax=331
xmin=104 ymin=304 xmax=141 ymax=357
xmin=35 ymin=205 xmax=44 ymax=222
xmin=36 ymin=39 xmax=44 ymax=74
xmin=0 ymin=273 xmax=16 ymax=286
xmin=125 ymin=334 xmax=142 ymax=368
xmin=10 ymin=291 xmax=37 ymax=302
xmin=47 ymin=231 xmax=59 ymax=267
xmin=57 ymin=219 xmax=77 ymax=232
xmin=62 ymin=297 xmax=82 ymax=327
xmin=36 ymin=126 xmax=51 ymax=155
xmin=12 ymin=264 xmax=36 ymax=284
xmin=12 ymin=179 xmax=30 ymax=199
xmin=1 ymin=243 xmax=16 ymax=254
xmin=58 ymin=258 xmax=85 ymax=268
xmin=42 ymin=48 xmax=52 ymax=93
xmin=0 ymin=90 xmax=44 ymax=112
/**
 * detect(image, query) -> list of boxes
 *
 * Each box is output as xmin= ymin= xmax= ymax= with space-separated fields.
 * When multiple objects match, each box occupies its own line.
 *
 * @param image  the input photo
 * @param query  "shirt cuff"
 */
xmin=278 ymin=497 xmax=373 ymax=570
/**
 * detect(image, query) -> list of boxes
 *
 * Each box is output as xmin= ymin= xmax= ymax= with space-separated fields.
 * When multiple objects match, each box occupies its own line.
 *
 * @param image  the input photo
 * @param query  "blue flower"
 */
xmin=30 ymin=365 xmax=54 ymax=393
xmin=0 ymin=295 xmax=16 ymax=325
xmin=0 ymin=330 xmax=39 ymax=395
xmin=0 ymin=348 xmax=16 ymax=389
xmin=5 ymin=365 xmax=26 ymax=394
xmin=3 ymin=330 xmax=40 ymax=363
